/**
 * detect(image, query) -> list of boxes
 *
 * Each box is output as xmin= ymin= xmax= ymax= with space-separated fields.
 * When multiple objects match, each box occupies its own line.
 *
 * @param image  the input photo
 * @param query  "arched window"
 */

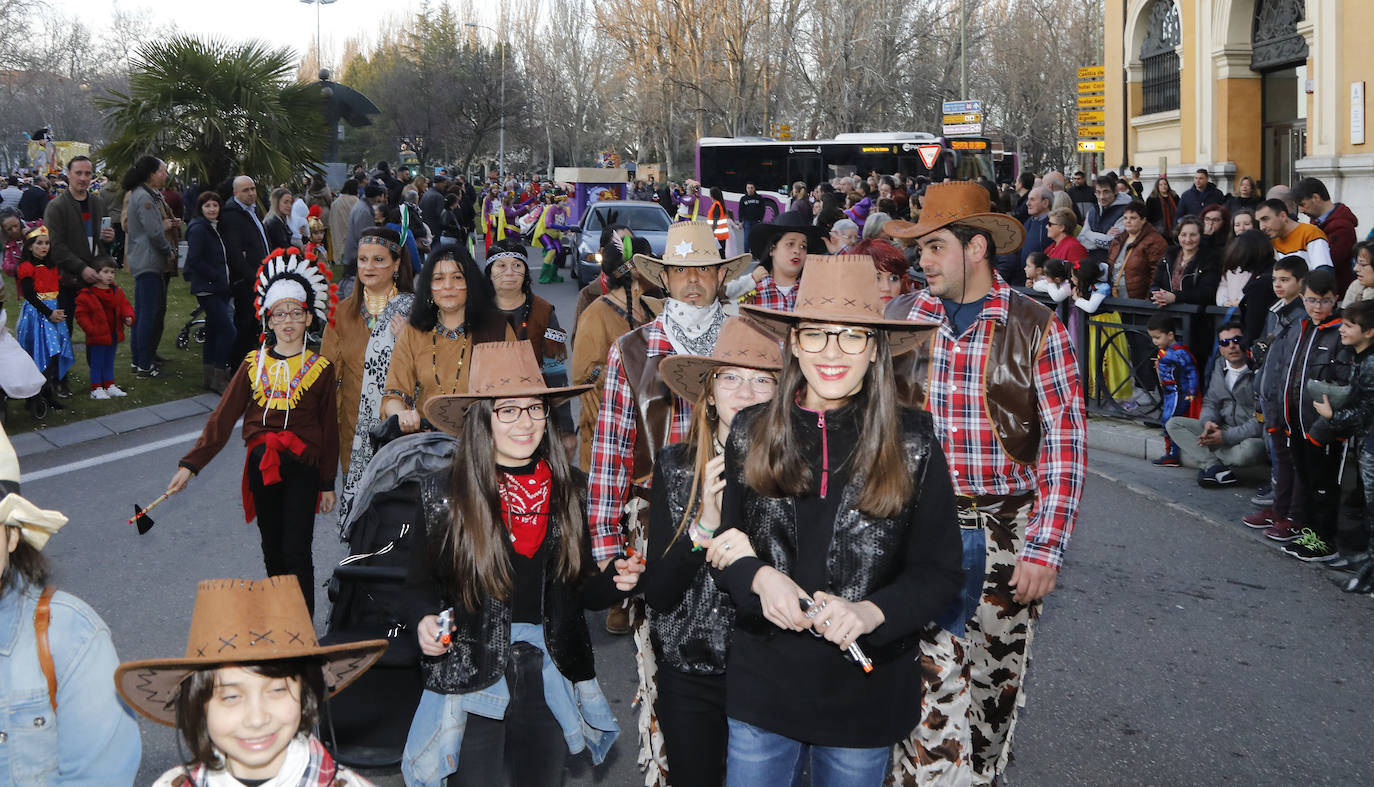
xmin=1141 ymin=0 xmax=1181 ymax=114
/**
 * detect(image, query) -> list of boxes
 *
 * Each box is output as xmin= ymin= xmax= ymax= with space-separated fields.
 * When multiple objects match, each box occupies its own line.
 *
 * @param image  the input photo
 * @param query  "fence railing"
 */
xmin=1017 ymin=289 xmax=1234 ymax=426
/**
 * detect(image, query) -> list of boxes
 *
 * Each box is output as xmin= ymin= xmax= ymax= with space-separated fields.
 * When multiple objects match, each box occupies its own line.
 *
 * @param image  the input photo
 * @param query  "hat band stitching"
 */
xmin=249 ymin=629 xmax=274 ymax=645
xmin=218 ymin=635 xmax=238 ymax=652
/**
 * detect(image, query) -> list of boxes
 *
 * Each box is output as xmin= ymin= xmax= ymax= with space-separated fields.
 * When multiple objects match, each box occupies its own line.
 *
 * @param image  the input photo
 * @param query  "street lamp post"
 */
xmin=299 ymin=0 xmax=337 ymax=71
xmin=465 ymin=22 xmax=505 ymax=182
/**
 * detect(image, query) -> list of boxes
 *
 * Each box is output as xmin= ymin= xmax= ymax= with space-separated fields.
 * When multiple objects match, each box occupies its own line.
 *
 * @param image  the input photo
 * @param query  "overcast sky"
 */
xmin=52 ymin=1 xmax=502 ymax=69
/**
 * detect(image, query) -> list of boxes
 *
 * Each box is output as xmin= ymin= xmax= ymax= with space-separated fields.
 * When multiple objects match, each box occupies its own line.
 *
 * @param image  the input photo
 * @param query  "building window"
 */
xmin=1251 ymin=0 xmax=1307 ymax=71
xmin=1140 ymin=0 xmax=1181 ymax=115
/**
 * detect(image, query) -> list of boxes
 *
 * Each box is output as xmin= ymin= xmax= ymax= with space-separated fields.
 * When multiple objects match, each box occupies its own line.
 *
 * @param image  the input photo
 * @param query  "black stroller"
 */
xmin=319 ymin=417 xmax=455 ymax=768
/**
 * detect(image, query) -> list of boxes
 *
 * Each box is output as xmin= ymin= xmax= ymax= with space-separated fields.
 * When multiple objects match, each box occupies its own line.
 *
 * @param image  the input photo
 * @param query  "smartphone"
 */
xmin=100 ymin=217 xmax=112 ymax=231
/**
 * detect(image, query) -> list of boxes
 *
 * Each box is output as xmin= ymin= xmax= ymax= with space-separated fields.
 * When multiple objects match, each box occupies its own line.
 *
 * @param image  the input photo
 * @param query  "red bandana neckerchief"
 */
xmin=499 ymin=459 xmax=552 ymax=558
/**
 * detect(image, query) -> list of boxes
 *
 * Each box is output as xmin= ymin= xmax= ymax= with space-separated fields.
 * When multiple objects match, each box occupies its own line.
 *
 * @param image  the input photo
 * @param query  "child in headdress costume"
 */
xmin=166 ymin=251 xmax=340 ymax=616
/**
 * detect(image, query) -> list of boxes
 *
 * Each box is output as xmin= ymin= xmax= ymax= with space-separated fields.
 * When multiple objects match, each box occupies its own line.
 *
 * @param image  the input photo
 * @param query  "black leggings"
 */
xmin=246 ymin=445 xmax=319 ymax=616
xmin=449 ymin=642 xmax=567 ymax=787
xmin=657 ymin=667 xmax=728 ymax=787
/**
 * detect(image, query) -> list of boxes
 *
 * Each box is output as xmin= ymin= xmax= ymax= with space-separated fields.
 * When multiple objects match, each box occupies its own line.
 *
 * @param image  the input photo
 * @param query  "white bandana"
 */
xmin=660 ymin=299 xmax=726 ymax=357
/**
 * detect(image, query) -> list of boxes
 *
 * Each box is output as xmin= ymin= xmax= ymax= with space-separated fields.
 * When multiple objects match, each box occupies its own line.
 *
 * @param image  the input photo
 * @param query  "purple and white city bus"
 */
xmin=695 ymin=132 xmax=997 ymax=214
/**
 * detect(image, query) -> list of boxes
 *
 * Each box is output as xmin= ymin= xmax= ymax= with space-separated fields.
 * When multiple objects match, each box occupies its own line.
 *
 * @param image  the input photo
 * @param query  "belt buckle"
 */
xmin=956 ymin=494 xmax=979 ymax=511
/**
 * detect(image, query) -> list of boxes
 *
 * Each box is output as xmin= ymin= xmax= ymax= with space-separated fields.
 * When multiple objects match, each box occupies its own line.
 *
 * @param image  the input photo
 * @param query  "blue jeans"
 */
xmin=725 ymin=718 xmax=889 ymax=787
xmin=196 ymin=293 xmax=236 ymax=369
xmin=131 ymin=272 xmax=163 ymax=368
xmin=87 ymin=344 xmax=116 ymax=387
xmin=934 ymin=525 xmax=986 ymax=637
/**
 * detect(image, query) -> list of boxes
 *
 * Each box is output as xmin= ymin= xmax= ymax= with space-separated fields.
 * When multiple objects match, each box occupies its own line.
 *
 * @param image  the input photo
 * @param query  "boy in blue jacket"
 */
xmin=1147 ymin=311 xmax=1201 ymax=466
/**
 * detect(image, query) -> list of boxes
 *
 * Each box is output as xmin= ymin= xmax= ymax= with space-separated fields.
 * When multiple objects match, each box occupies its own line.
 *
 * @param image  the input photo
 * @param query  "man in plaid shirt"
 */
xmin=587 ymin=221 xmax=751 ymax=633
xmin=887 ymin=182 xmax=1086 ymax=785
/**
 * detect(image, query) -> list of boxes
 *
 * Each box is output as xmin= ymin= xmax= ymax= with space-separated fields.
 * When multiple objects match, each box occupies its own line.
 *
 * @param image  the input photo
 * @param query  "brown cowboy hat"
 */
xmin=424 ymin=340 xmax=592 ymax=435
xmin=114 ymin=576 xmax=387 ymax=726
xmin=632 ymin=221 xmax=752 ymax=284
xmin=660 ymin=317 xmax=785 ymax=402
xmin=740 ymin=255 xmax=939 ymax=355
xmin=886 ymin=181 xmax=1025 ymax=254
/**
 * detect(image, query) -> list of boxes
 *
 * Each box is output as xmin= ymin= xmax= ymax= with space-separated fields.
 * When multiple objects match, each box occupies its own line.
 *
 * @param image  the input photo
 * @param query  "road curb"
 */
xmin=10 ymin=393 xmax=223 ymax=458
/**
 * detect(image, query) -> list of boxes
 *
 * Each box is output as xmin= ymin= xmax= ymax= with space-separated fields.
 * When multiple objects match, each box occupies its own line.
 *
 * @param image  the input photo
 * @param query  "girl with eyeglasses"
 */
xmin=708 ymin=255 xmax=963 ymax=786
xmin=165 ymin=251 xmax=338 ymax=615
xmin=635 ymin=317 xmax=783 ymax=786
xmin=401 ymin=341 xmax=642 ymax=787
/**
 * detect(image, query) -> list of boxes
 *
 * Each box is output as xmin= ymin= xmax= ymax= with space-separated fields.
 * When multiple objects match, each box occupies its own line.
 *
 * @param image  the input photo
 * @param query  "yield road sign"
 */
xmin=916 ymin=144 xmax=942 ymax=168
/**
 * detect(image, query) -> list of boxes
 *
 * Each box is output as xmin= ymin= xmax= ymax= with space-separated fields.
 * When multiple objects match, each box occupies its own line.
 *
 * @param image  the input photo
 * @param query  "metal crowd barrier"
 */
xmin=1016 ymin=288 xmax=1234 ymax=426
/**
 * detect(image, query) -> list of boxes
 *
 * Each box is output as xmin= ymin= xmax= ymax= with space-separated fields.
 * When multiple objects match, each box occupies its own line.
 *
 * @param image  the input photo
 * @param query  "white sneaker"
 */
xmin=90 ymin=387 xmax=109 ymax=400
xmin=104 ymin=384 xmax=127 ymax=397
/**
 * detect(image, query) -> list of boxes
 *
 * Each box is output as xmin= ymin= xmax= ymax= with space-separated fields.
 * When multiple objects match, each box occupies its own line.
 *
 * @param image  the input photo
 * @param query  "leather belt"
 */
xmin=37 ymin=291 xmax=57 ymax=300
xmin=954 ymin=492 xmax=1035 ymax=512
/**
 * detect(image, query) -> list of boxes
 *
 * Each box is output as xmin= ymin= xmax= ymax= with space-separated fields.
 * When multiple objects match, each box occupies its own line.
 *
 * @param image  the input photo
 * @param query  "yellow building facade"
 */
xmin=1105 ymin=0 xmax=1374 ymax=227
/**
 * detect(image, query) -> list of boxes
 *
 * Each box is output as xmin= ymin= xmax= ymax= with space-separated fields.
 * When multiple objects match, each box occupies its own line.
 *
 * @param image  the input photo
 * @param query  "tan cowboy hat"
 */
xmin=740 ymin=255 xmax=939 ymax=355
xmin=424 ymin=341 xmax=593 ymax=435
xmin=660 ymin=317 xmax=785 ymax=402
xmin=632 ymin=221 xmax=752 ymax=285
xmin=114 ymin=576 xmax=387 ymax=726
xmin=0 ymin=422 xmax=67 ymax=550
xmin=885 ymin=181 xmax=1025 ymax=254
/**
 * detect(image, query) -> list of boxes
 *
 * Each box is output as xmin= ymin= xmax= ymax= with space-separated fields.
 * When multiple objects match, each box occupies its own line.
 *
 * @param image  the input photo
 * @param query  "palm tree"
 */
xmin=96 ymin=36 xmax=328 ymax=191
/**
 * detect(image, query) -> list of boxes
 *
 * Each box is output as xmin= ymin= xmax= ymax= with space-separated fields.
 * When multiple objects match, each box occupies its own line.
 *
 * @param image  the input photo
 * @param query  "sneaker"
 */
xmin=1250 ymin=484 xmax=1274 ymax=507
xmin=1198 ymin=464 xmax=1236 ymax=487
xmin=134 ymin=365 xmax=161 ymax=378
xmin=1263 ymin=518 xmax=1302 ymax=542
xmin=1281 ymin=529 xmax=1337 ymax=562
xmin=1242 ymin=508 xmax=1274 ymax=529
xmin=104 ymin=384 xmax=127 ymax=397
xmin=1324 ymin=555 xmax=1368 ymax=574
xmin=89 ymin=387 xmax=109 ymax=400
xmin=1152 ymin=454 xmax=1182 ymax=467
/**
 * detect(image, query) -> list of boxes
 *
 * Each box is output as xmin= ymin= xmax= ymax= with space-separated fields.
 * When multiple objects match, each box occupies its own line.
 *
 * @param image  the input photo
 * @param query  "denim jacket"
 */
xmin=0 ymin=581 xmax=141 ymax=786
xmin=401 ymin=623 xmax=618 ymax=786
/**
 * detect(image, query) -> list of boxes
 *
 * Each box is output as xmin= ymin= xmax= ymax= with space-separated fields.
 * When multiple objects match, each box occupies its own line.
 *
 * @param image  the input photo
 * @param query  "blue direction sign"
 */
xmin=942 ymin=100 xmax=982 ymax=115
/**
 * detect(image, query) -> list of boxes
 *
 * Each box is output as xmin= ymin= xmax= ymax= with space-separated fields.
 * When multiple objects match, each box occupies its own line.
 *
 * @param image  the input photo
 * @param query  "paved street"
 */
xmin=15 ymin=264 xmax=1374 ymax=785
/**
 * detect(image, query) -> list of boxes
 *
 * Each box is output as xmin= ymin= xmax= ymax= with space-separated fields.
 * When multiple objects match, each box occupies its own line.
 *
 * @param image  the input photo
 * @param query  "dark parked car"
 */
xmin=571 ymin=200 xmax=672 ymax=287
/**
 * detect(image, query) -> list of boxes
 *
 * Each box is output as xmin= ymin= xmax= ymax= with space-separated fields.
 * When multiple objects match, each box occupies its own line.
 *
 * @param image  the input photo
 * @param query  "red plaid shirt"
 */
xmin=587 ymin=316 xmax=693 ymax=561
xmin=904 ymin=277 xmax=1086 ymax=568
xmin=739 ymin=275 xmax=798 ymax=311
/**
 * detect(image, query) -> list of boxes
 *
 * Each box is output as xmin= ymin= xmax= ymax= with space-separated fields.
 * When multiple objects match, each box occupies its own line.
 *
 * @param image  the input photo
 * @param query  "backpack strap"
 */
xmin=35 ymin=585 xmax=58 ymax=711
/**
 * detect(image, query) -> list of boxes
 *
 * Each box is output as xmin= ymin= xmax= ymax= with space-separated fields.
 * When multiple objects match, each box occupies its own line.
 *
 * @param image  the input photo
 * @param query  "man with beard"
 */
xmin=886 ymin=181 xmax=1086 ymax=785
xmin=586 ymin=221 xmax=750 ymax=633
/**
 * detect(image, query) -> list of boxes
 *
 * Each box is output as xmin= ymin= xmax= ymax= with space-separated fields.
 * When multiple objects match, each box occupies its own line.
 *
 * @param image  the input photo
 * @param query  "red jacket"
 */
xmin=1317 ymin=202 xmax=1359 ymax=291
xmin=74 ymin=285 xmax=135 ymax=346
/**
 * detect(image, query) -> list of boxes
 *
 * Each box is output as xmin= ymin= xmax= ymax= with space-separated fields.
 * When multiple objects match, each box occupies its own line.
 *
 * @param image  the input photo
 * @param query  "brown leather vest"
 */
xmin=893 ymin=290 xmax=1053 ymax=465
xmin=617 ymin=328 xmax=677 ymax=485
xmin=518 ymin=296 xmax=568 ymax=365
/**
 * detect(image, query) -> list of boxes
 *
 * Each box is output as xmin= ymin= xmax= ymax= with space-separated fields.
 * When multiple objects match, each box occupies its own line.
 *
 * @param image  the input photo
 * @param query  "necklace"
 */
xmin=364 ymin=285 xmax=396 ymax=320
xmin=431 ymin=321 xmax=469 ymax=394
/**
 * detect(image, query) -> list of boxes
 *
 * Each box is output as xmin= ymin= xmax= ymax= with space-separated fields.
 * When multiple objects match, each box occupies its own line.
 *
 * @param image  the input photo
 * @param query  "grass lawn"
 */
xmin=4 ymin=268 xmax=210 ymax=434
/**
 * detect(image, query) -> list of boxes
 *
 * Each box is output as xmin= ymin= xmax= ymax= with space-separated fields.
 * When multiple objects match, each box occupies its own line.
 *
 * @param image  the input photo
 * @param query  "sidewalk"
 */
xmin=9 ymin=393 xmax=224 ymax=457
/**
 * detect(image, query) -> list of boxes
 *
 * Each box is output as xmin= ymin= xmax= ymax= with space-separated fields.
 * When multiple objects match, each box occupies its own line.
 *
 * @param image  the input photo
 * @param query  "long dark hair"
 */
xmin=1 ymin=527 xmax=49 ymax=595
xmin=409 ymin=245 xmax=495 ymax=331
xmin=441 ymin=398 xmax=584 ymax=611
xmin=744 ymin=328 xmax=912 ymax=517
xmin=120 ymin=155 xmax=162 ymax=193
xmin=1223 ymin=229 xmax=1273 ymax=275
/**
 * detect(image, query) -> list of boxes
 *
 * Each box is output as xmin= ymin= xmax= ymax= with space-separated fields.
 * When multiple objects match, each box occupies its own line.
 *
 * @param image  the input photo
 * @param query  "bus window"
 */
xmin=701 ymin=146 xmax=785 ymax=193
xmin=787 ymin=154 xmax=823 ymax=190
xmin=953 ymin=151 xmax=994 ymax=181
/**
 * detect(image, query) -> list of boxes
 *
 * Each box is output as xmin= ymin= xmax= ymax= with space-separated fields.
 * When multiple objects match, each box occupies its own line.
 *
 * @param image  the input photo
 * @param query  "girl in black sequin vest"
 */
xmin=641 ymin=316 xmax=784 ymax=787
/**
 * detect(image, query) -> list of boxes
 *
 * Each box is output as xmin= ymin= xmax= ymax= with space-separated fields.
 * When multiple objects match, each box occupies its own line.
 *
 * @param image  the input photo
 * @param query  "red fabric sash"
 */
xmin=240 ymin=431 xmax=309 ymax=522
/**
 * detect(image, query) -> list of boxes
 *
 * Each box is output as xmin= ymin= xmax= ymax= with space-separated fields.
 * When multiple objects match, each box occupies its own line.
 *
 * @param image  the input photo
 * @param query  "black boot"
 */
xmin=1339 ymin=561 xmax=1374 ymax=594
